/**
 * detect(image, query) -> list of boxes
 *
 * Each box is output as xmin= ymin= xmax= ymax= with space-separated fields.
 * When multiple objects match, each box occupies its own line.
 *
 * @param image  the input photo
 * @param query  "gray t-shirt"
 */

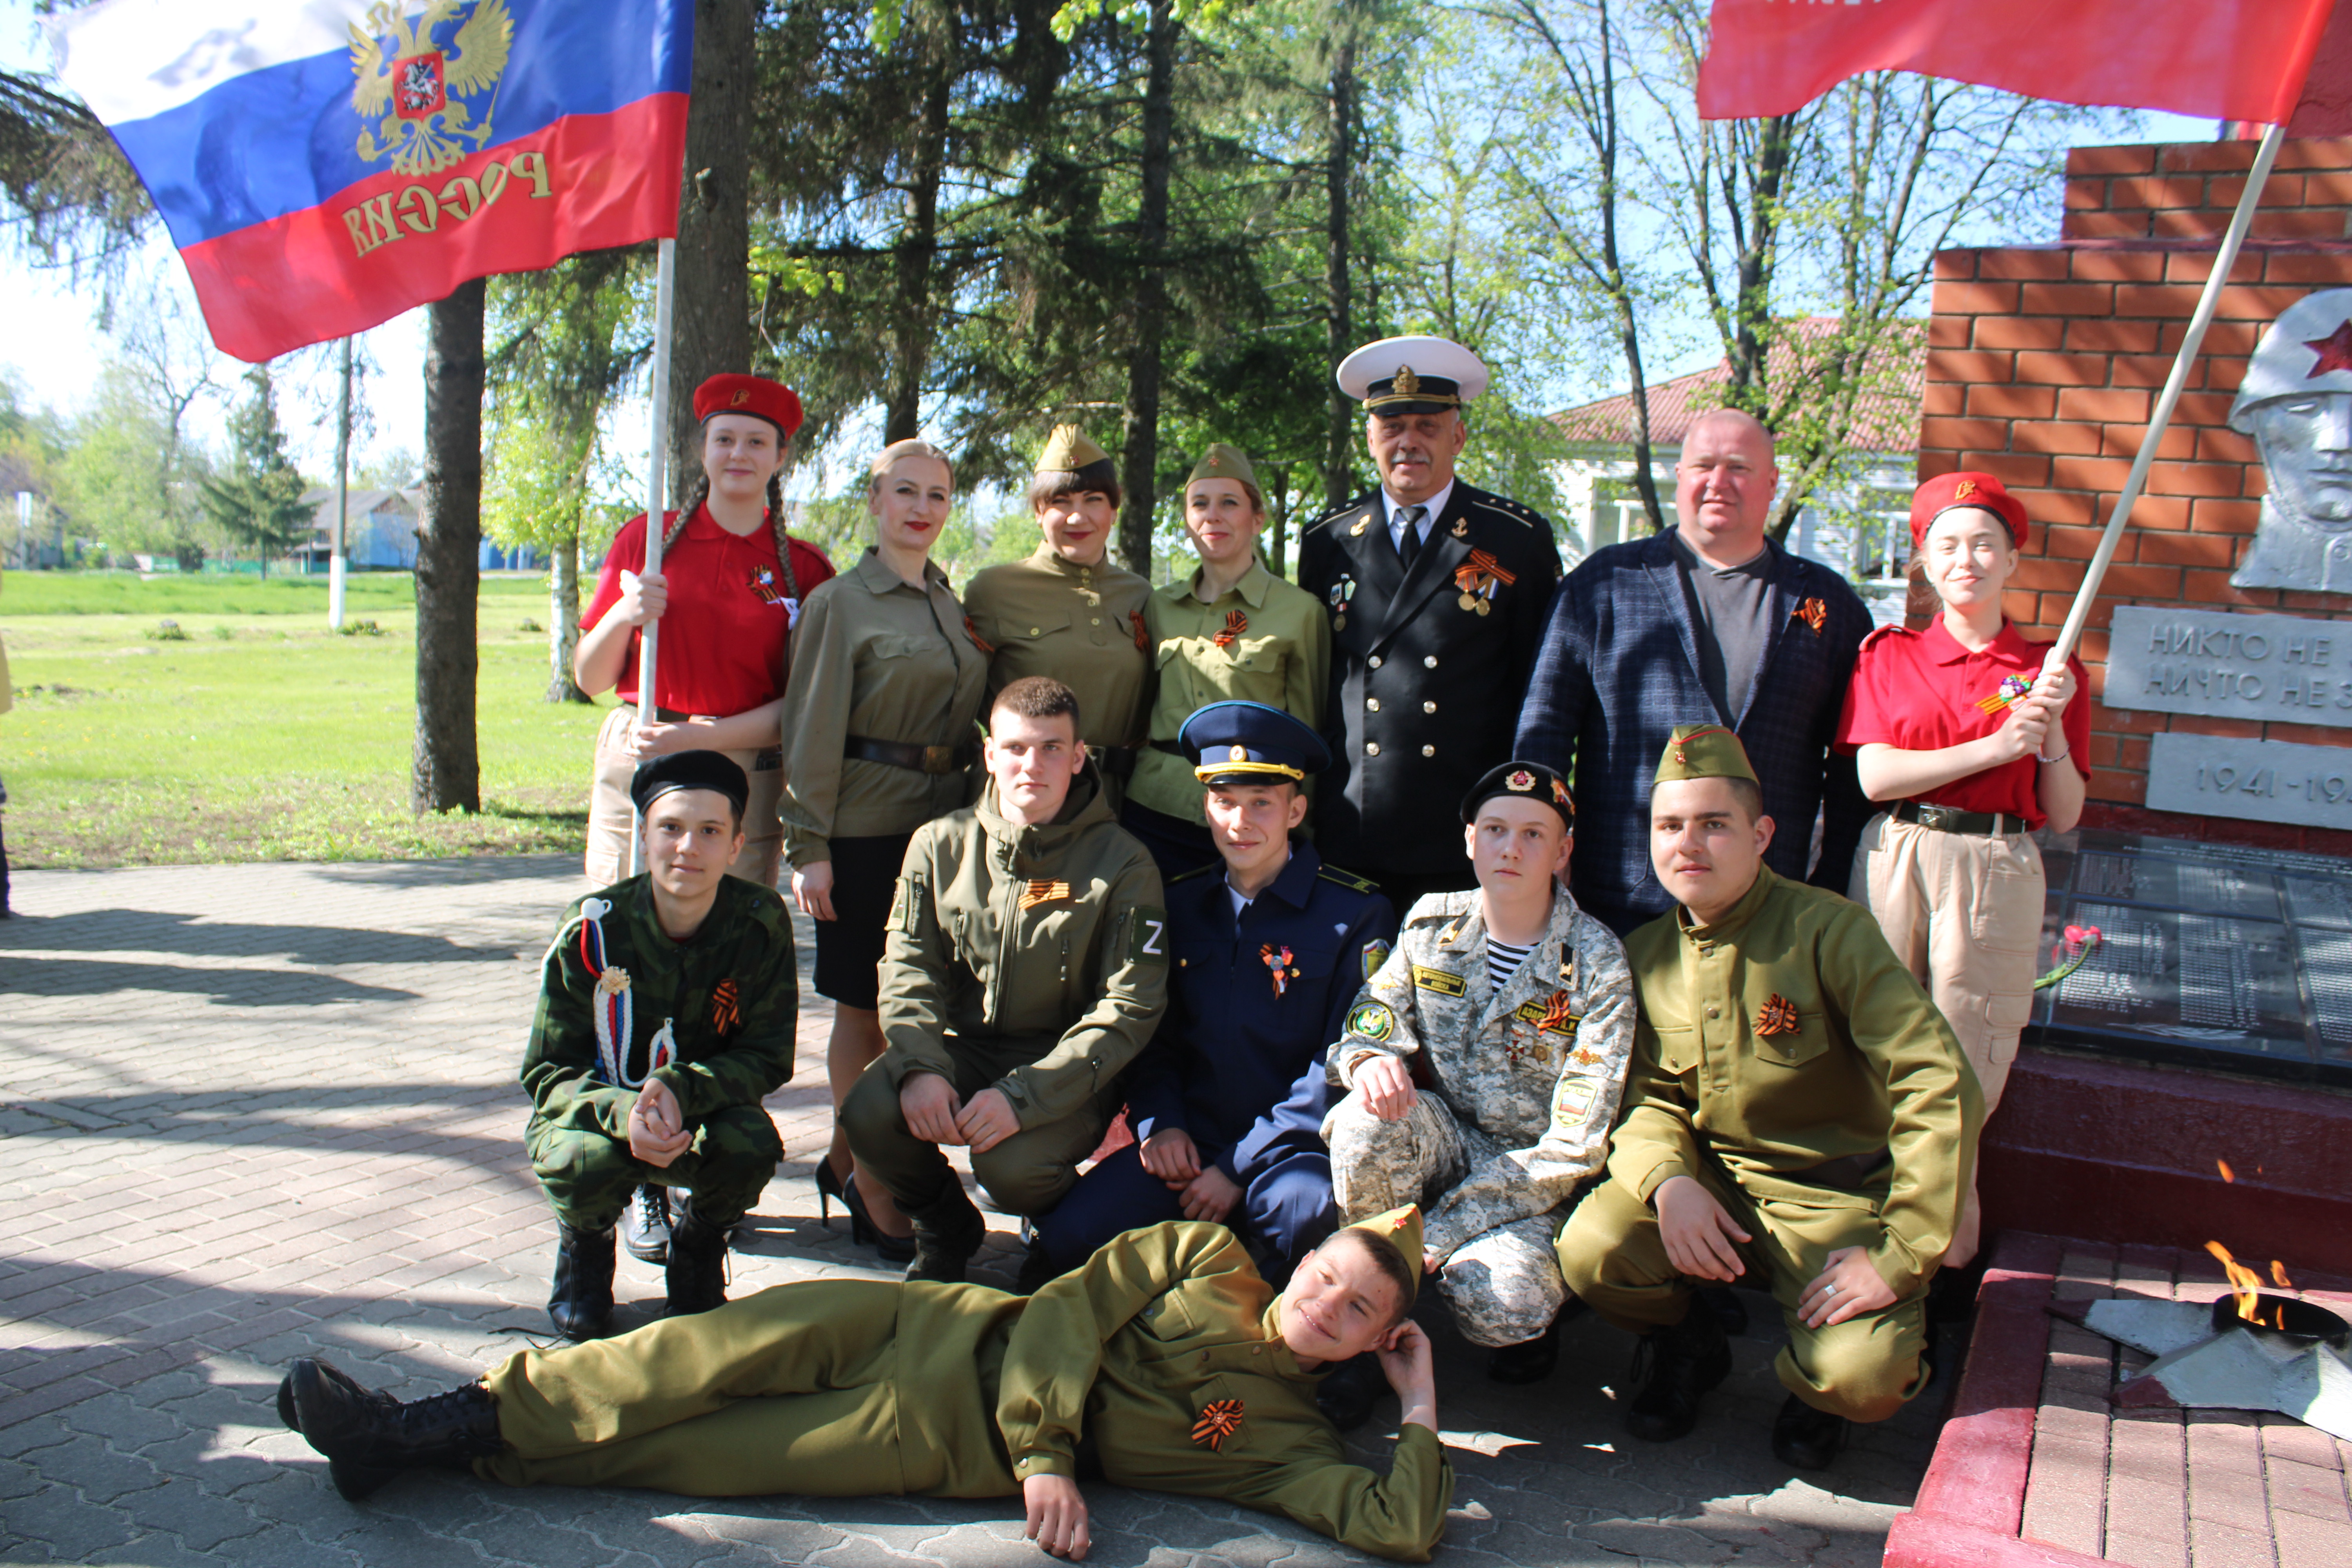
xmin=1671 ymin=532 xmax=1775 ymax=723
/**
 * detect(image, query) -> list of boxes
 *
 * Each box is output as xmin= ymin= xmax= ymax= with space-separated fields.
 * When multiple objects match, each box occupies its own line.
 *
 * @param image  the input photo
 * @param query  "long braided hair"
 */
xmin=654 ymin=423 xmax=805 ymax=691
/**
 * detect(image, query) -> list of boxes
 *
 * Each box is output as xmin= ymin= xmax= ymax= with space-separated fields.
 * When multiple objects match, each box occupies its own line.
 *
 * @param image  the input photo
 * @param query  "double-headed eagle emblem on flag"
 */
xmin=350 ymin=0 xmax=515 ymax=176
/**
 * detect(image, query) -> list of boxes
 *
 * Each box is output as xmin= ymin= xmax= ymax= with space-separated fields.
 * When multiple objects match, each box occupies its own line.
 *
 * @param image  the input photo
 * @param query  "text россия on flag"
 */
xmin=45 ymin=0 xmax=693 ymax=363
xmin=1697 ymin=0 xmax=2336 ymax=123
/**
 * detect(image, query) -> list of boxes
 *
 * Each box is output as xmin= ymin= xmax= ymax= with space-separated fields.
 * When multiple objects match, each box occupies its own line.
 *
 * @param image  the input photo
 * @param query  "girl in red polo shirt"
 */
xmin=1835 ymin=471 xmax=2089 ymax=1267
xmin=574 ymin=374 xmax=837 ymax=891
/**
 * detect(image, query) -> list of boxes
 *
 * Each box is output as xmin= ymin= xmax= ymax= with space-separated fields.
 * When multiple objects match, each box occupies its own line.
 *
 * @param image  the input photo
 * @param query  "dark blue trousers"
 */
xmin=1034 ymin=1143 xmax=1338 ymax=1282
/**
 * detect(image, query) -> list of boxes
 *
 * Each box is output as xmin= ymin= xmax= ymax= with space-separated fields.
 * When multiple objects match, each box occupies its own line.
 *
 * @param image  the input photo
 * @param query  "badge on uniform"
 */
xmin=1756 ymin=993 xmax=1801 ymax=1036
xmin=1192 ymin=1398 xmax=1245 ymax=1452
xmin=1347 ymin=999 xmax=1395 ymax=1041
xmin=1975 ymin=673 xmax=2034 ymax=715
xmin=1261 ymin=943 xmax=1298 ymax=998
xmin=1453 ymin=549 xmax=1516 ymax=616
xmin=1361 ymin=937 xmax=1392 ymax=980
xmin=1412 ymin=963 xmax=1466 ymax=998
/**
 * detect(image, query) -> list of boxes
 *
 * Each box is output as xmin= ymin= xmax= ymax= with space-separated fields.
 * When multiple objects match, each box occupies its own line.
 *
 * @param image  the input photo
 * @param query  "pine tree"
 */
xmin=198 ymin=366 xmax=310 ymax=577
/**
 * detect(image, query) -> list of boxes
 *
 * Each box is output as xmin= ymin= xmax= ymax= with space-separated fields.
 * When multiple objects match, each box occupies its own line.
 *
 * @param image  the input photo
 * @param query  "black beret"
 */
xmin=630 ymin=750 xmax=750 ymax=817
xmin=1460 ymin=760 xmax=1574 ymax=829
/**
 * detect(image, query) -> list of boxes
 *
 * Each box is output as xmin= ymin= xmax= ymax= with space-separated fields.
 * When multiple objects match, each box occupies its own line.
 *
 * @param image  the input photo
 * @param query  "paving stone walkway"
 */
xmin=0 ymin=857 xmax=1944 ymax=1567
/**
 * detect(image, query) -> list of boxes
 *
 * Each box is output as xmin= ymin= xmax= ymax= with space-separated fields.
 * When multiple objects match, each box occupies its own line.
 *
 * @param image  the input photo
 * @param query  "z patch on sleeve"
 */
xmin=1128 ymin=906 xmax=1172 ymax=964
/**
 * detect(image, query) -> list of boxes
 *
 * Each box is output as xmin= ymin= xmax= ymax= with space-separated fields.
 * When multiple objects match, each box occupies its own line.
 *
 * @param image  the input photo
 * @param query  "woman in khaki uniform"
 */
xmin=780 ymin=439 xmax=989 ymax=1254
xmin=278 ymin=1210 xmax=1452 ymax=1563
xmin=962 ymin=427 xmax=1153 ymax=800
xmin=1124 ymin=444 xmax=1331 ymax=876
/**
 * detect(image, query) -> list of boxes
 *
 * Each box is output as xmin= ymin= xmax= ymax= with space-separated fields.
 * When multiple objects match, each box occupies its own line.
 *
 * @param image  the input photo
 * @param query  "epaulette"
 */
xmin=1166 ymin=862 xmax=1221 ymax=886
xmin=1316 ymin=862 xmax=1380 ymax=896
xmin=1463 ymin=490 xmax=1547 ymax=530
xmin=1858 ymin=623 xmax=1913 ymax=653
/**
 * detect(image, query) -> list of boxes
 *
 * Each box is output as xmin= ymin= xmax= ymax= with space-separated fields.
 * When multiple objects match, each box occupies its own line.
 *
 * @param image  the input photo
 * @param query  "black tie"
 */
xmin=1396 ymin=505 xmax=1426 ymax=572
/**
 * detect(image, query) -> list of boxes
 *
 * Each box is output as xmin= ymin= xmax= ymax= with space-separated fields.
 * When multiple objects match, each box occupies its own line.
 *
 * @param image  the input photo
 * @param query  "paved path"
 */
xmin=0 ymin=858 xmax=1941 ymax=1567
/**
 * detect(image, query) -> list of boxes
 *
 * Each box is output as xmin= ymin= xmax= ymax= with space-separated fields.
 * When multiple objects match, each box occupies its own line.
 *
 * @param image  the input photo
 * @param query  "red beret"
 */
xmin=693 ymin=374 xmax=804 ymax=438
xmin=1910 ymin=470 xmax=2027 ymax=552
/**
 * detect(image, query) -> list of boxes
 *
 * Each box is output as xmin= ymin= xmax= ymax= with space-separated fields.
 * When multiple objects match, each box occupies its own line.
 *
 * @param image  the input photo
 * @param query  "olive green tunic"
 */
xmin=962 ymin=544 xmax=1154 ymax=756
xmin=779 ymin=548 xmax=989 ymax=867
xmin=477 ymin=1221 xmax=1452 ymax=1562
xmin=1128 ymin=559 xmax=1331 ymax=824
xmin=1605 ymin=864 xmax=1982 ymax=1298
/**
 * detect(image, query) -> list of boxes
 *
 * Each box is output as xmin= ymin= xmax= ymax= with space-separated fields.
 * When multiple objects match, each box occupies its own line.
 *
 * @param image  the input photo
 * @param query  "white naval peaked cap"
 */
xmin=2231 ymin=286 xmax=2352 ymax=430
xmin=1336 ymin=335 xmax=1491 ymax=409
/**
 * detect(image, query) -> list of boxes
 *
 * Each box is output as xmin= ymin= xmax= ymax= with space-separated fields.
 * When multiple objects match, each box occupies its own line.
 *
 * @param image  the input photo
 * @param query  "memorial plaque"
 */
xmin=2031 ymin=829 xmax=2352 ymax=1086
xmin=2145 ymin=733 xmax=2352 ymax=831
xmin=2104 ymin=606 xmax=2352 ymax=727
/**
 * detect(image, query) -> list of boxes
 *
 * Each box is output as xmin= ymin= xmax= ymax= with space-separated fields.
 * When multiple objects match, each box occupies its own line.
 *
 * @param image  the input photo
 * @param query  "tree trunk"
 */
xmin=546 ymin=526 xmax=591 ymax=703
xmin=413 ymin=278 xmax=485 ymax=815
xmin=887 ymin=5 xmax=954 ymax=443
xmin=1116 ymin=0 xmax=1178 ymax=577
xmin=1322 ymin=34 xmax=1357 ymax=512
xmin=665 ymin=0 xmax=755 ymax=501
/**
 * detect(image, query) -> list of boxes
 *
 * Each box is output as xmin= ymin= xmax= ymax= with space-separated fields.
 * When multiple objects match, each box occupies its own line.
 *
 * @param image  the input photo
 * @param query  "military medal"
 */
xmin=1261 ymin=943 xmax=1298 ymax=998
xmin=1192 ymin=1398 xmax=1245 ymax=1451
xmin=1452 ymin=549 xmax=1515 ymax=617
xmin=1975 ymin=673 xmax=2035 ymax=716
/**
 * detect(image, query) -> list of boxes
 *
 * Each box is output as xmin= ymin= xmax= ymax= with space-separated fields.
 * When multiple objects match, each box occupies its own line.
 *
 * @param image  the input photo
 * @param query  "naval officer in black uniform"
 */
xmin=1299 ymin=336 xmax=1564 ymax=913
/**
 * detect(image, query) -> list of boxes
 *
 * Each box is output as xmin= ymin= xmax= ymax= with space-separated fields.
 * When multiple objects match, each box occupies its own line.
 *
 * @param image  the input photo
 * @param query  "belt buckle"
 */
xmin=921 ymin=744 xmax=955 ymax=775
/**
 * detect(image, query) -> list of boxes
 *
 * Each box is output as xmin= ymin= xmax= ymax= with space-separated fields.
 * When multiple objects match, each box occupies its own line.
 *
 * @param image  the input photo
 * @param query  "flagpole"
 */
xmin=628 ymin=236 xmax=678 ymax=878
xmin=2044 ymin=123 xmax=2288 ymax=673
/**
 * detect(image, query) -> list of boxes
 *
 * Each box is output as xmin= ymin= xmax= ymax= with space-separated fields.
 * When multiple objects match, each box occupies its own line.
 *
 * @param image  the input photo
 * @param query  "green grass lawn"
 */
xmin=2 ymin=572 xmax=609 ymax=868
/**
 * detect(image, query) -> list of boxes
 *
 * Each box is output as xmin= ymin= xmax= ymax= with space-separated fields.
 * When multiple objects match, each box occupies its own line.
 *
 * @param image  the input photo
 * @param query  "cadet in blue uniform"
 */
xmin=1029 ymin=701 xmax=1396 ymax=1287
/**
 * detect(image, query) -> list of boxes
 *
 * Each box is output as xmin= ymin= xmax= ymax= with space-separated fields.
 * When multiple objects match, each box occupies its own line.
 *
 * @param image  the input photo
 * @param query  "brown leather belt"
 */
xmin=1094 ymin=744 xmax=1142 ymax=780
xmin=1891 ymin=800 xmax=2019 ymax=836
xmin=846 ymin=735 xmax=977 ymax=775
xmin=1801 ymin=1149 xmax=1891 ymax=1191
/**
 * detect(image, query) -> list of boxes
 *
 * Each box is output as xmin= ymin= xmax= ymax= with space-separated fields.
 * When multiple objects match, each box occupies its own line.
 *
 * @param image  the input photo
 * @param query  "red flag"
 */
xmin=1698 ymin=0 xmax=2335 ymax=124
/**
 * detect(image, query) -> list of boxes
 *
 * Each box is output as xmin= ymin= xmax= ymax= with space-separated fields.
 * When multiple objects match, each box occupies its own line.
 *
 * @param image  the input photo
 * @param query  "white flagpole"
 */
xmin=628 ymin=236 xmax=678 ymax=878
xmin=2045 ymin=123 xmax=2288 ymax=672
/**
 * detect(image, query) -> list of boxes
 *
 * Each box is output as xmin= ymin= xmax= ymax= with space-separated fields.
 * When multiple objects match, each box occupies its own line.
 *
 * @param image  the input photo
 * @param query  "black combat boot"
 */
xmin=278 ymin=1357 xmax=503 ymax=1500
xmin=1771 ymin=1392 xmax=1848 ymax=1470
xmin=1487 ymin=1311 xmax=1564 ymax=1385
xmin=1623 ymin=1302 xmax=1733 ymax=1443
xmin=903 ymin=1180 xmax=986 ymax=1285
xmin=547 ymin=1222 xmax=617 ymax=1341
xmin=664 ymin=1198 xmax=731 ymax=1317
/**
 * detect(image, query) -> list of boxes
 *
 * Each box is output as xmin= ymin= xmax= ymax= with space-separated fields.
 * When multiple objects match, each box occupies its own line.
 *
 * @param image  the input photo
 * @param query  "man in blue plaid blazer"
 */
xmin=1514 ymin=411 xmax=1874 ymax=937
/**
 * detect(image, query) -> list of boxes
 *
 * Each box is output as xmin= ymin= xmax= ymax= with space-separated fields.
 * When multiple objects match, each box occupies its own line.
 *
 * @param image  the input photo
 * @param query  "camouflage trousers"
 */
xmin=527 ymin=1105 xmax=782 ymax=1232
xmin=1325 ymin=1093 xmax=1566 ymax=1348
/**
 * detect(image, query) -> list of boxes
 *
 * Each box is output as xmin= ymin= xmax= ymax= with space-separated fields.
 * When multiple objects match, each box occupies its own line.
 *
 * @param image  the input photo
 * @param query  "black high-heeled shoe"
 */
xmin=813 ymin=1157 xmax=848 ymax=1226
xmin=837 ymin=1169 xmax=916 ymax=1263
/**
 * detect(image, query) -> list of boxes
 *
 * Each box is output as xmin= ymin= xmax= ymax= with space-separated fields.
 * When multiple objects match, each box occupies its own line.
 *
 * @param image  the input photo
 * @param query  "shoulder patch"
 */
xmin=1128 ymin=906 xmax=1173 ymax=964
xmin=1316 ymin=863 xmax=1379 ymax=895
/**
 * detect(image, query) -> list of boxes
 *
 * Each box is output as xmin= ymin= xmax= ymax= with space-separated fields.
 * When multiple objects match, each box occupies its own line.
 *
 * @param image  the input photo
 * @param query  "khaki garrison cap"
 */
xmin=1653 ymin=723 xmax=1759 ymax=787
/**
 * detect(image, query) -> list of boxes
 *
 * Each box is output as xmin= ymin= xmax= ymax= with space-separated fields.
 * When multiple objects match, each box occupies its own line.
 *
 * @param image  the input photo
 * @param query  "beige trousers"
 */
xmin=584 ymin=705 xmax=784 ymax=890
xmin=1850 ymin=812 xmax=2042 ymax=1111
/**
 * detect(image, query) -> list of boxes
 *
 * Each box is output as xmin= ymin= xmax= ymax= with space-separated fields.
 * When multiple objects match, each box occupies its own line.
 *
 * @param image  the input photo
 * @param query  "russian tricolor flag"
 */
xmin=46 ymin=0 xmax=693 ymax=363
